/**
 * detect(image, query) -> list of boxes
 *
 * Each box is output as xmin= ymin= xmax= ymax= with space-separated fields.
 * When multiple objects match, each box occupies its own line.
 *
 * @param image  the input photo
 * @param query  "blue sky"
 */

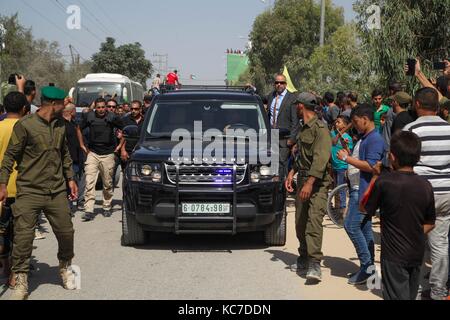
xmin=0 ymin=0 xmax=356 ymax=85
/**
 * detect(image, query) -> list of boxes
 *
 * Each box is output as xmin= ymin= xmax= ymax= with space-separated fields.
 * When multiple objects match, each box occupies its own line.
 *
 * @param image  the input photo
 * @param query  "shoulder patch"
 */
xmin=316 ymin=121 xmax=325 ymax=128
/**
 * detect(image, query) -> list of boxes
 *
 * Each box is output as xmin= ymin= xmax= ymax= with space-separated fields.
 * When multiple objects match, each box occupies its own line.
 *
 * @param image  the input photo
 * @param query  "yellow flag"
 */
xmin=283 ymin=66 xmax=297 ymax=93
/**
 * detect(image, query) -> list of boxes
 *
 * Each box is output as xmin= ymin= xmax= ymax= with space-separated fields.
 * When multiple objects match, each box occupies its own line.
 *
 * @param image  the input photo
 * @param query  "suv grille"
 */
xmin=165 ymin=164 xmax=247 ymax=185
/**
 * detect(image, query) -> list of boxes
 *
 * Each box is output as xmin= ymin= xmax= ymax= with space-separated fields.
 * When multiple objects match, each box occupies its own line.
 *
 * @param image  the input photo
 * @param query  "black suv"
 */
xmin=121 ymin=90 xmax=287 ymax=246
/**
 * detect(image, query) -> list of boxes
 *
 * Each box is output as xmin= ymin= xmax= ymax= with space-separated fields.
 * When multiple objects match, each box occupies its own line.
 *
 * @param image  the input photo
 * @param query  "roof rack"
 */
xmin=159 ymin=84 xmax=248 ymax=92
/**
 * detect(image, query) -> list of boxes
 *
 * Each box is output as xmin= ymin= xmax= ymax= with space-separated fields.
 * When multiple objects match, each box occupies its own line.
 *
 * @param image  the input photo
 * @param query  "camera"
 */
xmin=8 ymin=73 xmax=21 ymax=85
xmin=406 ymin=59 xmax=416 ymax=76
xmin=433 ymin=61 xmax=447 ymax=70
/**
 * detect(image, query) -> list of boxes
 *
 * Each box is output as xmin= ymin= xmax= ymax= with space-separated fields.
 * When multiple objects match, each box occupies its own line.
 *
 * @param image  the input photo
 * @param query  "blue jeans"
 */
xmin=344 ymin=189 xmax=375 ymax=270
xmin=333 ymin=169 xmax=347 ymax=208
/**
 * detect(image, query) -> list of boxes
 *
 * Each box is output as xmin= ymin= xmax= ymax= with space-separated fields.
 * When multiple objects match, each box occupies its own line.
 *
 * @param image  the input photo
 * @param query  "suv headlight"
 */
xmin=250 ymin=172 xmax=260 ymax=183
xmin=129 ymin=163 xmax=162 ymax=183
xmin=250 ymin=165 xmax=279 ymax=183
xmin=259 ymin=166 xmax=272 ymax=176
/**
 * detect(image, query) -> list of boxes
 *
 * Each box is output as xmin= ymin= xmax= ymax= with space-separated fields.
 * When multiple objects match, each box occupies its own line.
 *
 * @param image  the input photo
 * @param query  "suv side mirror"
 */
xmin=279 ymin=128 xmax=290 ymax=140
xmin=123 ymin=125 xmax=139 ymax=140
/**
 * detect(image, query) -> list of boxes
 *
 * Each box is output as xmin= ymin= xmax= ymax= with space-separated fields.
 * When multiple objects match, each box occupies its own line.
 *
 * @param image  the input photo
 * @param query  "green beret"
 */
xmin=41 ymin=86 xmax=66 ymax=101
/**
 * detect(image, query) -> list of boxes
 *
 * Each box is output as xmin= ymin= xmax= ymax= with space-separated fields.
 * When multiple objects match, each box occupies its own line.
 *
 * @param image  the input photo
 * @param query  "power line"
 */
xmin=77 ymin=0 xmax=121 ymax=43
xmin=90 ymin=0 xmax=132 ymax=42
xmin=53 ymin=0 xmax=104 ymax=43
xmin=20 ymin=0 xmax=94 ymax=52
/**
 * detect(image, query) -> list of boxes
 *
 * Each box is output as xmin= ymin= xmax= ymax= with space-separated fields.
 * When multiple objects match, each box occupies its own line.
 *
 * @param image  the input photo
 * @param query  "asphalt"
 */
xmin=1 ymin=175 xmax=388 ymax=300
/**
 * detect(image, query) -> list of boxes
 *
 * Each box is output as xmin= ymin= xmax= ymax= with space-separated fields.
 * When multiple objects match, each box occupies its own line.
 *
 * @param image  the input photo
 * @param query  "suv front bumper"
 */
xmin=123 ymin=180 xmax=285 ymax=233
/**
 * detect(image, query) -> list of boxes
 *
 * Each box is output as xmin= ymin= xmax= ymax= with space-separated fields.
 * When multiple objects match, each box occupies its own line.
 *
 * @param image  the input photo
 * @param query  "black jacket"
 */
xmin=267 ymin=90 xmax=299 ymax=141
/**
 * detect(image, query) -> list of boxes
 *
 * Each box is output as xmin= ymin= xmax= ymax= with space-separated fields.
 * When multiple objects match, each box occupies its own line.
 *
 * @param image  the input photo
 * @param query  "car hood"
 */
xmin=130 ymin=139 xmax=272 ymax=164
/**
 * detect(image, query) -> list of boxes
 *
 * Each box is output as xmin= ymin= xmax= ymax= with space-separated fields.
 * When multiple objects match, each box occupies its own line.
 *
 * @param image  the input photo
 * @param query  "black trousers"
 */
xmin=381 ymin=259 xmax=421 ymax=300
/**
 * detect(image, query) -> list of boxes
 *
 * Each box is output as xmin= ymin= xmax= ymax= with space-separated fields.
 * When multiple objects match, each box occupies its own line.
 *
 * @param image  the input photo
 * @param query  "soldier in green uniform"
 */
xmin=285 ymin=92 xmax=332 ymax=282
xmin=0 ymin=86 xmax=78 ymax=300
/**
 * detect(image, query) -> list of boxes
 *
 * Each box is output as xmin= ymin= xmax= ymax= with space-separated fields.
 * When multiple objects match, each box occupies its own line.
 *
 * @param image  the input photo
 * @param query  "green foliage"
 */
xmin=301 ymin=24 xmax=376 ymax=99
xmin=91 ymin=37 xmax=153 ymax=89
xmin=248 ymin=0 xmax=345 ymax=94
xmin=0 ymin=14 xmax=92 ymax=99
xmin=354 ymin=0 xmax=450 ymax=93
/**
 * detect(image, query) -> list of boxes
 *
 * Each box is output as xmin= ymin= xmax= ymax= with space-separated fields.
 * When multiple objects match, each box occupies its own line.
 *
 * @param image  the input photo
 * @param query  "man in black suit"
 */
xmin=267 ymin=74 xmax=299 ymax=179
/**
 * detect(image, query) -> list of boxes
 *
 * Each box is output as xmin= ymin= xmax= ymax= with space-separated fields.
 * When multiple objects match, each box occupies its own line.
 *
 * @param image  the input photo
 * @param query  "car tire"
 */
xmin=121 ymin=207 xmax=146 ymax=246
xmin=264 ymin=209 xmax=287 ymax=246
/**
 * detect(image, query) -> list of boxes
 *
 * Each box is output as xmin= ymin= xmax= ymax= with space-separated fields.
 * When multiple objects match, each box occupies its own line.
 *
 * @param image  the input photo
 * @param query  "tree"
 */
xmin=91 ymin=38 xmax=153 ymax=88
xmin=0 ymin=14 xmax=93 ymax=100
xmin=354 ymin=0 xmax=450 ymax=92
xmin=248 ymin=0 xmax=345 ymax=94
xmin=301 ymin=24 xmax=376 ymax=99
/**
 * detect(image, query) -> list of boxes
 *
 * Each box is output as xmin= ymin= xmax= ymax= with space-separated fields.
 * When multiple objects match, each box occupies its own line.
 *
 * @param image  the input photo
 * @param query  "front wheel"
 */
xmin=326 ymin=184 xmax=349 ymax=228
xmin=264 ymin=209 xmax=287 ymax=246
xmin=121 ymin=207 xmax=146 ymax=246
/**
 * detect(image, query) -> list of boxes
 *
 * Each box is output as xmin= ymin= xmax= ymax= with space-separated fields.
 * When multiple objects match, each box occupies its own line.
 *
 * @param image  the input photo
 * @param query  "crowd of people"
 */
xmin=276 ymin=58 xmax=450 ymax=300
xmin=0 ymin=73 xmax=158 ymax=299
xmin=0 ymin=58 xmax=449 ymax=300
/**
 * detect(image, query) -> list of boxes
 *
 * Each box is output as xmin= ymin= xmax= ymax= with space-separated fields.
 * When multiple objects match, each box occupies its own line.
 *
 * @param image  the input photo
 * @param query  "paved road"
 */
xmin=1 ymin=177 xmax=305 ymax=300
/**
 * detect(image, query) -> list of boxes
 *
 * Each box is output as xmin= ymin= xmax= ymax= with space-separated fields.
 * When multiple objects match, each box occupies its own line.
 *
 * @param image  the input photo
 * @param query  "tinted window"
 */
xmin=146 ymin=101 xmax=266 ymax=136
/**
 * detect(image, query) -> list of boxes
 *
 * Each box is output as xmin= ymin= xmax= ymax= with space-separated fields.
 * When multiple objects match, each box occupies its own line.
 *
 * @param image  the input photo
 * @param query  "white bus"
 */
xmin=70 ymin=73 xmax=145 ymax=106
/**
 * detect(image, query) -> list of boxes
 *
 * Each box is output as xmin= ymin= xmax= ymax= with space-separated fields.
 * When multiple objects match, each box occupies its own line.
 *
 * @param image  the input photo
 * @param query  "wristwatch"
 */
xmin=342 ymin=155 xmax=348 ymax=163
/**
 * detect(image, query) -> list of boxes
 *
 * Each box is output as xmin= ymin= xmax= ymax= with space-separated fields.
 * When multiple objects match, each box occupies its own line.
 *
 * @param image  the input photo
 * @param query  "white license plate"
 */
xmin=182 ymin=203 xmax=231 ymax=215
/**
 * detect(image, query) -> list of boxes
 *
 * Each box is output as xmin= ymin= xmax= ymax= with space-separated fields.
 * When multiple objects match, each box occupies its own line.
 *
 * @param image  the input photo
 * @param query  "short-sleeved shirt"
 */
xmin=331 ymin=130 xmax=353 ymax=170
xmin=365 ymin=171 xmax=436 ymax=266
xmin=64 ymin=119 xmax=81 ymax=165
xmin=391 ymin=111 xmax=414 ymax=134
xmin=359 ymin=129 xmax=385 ymax=199
xmin=327 ymin=104 xmax=340 ymax=123
xmin=79 ymin=111 xmax=124 ymax=155
xmin=0 ymin=119 xmax=19 ymax=197
xmin=166 ymin=73 xmax=179 ymax=85
xmin=122 ymin=115 xmax=144 ymax=153
xmin=374 ymin=104 xmax=390 ymax=133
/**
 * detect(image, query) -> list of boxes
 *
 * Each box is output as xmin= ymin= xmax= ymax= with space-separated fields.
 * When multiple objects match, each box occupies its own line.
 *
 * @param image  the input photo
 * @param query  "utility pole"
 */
xmin=69 ymin=44 xmax=76 ymax=66
xmin=320 ymin=0 xmax=325 ymax=47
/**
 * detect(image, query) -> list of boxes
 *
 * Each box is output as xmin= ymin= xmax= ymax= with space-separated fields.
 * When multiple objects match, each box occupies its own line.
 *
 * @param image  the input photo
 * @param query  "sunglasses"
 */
xmin=275 ymin=81 xmax=287 ymax=85
xmin=131 ymin=108 xmax=141 ymax=111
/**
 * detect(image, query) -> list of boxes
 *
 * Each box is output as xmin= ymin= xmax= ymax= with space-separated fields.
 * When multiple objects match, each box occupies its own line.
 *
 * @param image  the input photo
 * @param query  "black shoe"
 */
xmin=348 ymin=269 xmax=372 ymax=285
xmin=306 ymin=262 xmax=322 ymax=282
xmin=102 ymin=209 xmax=112 ymax=218
xmin=291 ymin=256 xmax=308 ymax=275
xmin=82 ymin=212 xmax=95 ymax=222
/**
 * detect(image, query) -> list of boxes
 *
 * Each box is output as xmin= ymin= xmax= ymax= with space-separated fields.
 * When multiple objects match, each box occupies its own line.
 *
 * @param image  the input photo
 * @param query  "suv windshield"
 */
xmin=75 ymin=82 xmax=124 ymax=105
xmin=146 ymin=101 xmax=267 ymax=137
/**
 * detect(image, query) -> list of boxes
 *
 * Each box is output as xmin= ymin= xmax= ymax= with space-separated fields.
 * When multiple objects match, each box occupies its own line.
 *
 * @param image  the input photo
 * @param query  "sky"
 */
xmin=0 ymin=0 xmax=357 ymax=85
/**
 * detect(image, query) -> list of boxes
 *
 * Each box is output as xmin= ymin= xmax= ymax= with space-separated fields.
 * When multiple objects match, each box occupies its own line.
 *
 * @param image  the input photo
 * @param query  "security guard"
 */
xmin=0 ymin=86 xmax=78 ymax=300
xmin=285 ymin=92 xmax=332 ymax=283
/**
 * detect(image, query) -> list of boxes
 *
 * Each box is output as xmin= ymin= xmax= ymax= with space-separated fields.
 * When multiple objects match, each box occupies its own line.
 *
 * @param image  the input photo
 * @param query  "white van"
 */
xmin=70 ymin=73 xmax=144 ymax=105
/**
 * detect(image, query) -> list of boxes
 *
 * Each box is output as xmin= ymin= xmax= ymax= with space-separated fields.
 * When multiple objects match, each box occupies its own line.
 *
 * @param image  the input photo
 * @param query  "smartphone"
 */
xmin=433 ymin=61 xmax=446 ymax=70
xmin=406 ymin=59 xmax=416 ymax=76
xmin=8 ymin=74 xmax=19 ymax=85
